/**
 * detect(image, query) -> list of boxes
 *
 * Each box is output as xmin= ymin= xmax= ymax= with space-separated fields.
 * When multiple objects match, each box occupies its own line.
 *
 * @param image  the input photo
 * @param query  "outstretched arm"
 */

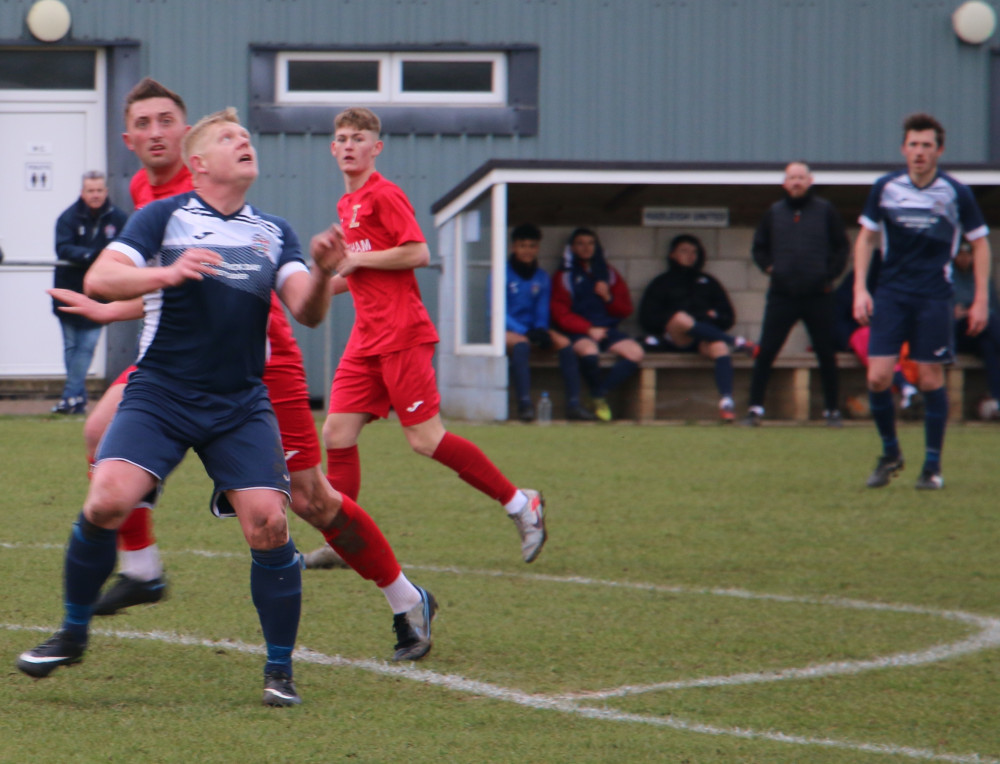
xmin=47 ymin=289 xmax=144 ymax=324
xmin=85 ymin=248 xmax=223 ymax=301
xmin=333 ymin=240 xmax=429 ymax=277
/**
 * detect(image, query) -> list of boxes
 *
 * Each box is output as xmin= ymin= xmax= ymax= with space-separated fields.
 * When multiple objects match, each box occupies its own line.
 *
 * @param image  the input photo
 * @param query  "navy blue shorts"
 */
xmin=868 ymin=288 xmax=955 ymax=364
xmin=568 ymin=326 xmax=632 ymax=352
xmin=97 ymin=372 xmax=291 ymax=503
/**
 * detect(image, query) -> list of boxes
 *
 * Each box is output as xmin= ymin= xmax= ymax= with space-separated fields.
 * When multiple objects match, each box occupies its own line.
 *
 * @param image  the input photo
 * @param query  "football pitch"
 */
xmin=2 ymin=414 xmax=998 ymax=763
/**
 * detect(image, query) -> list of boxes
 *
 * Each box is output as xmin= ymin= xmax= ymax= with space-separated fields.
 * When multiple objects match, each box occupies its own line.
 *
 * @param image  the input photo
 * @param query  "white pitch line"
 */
xmin=1 ymin=621 xmax=996 ymax=764
xmin=3 ymin=543 xmax=1000 ymax=762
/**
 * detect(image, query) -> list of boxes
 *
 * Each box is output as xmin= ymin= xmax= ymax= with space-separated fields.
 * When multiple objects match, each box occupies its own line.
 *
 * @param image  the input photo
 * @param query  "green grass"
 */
xmin=2 ymin=415 xmax=999 ymax=763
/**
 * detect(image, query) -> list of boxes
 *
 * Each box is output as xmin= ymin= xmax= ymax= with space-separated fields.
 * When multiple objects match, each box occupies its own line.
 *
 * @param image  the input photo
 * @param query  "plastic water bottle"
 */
xmin=537 ymin=391 xmax=552 ymax=425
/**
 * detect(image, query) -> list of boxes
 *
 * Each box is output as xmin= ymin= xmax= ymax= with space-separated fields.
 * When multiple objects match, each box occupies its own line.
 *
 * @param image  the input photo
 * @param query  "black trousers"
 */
xmin=749 ymin=290 xmax=839 ymax=411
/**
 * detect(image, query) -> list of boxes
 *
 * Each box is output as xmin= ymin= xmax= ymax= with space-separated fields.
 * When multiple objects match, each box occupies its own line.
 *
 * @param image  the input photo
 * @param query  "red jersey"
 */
xmin=264 ymin=297 xmax=310 ymax=403
xmin=130 ymin=165 xmax=193 ymax=210
xmin=338 ymin=172 xmax=439 ymax=356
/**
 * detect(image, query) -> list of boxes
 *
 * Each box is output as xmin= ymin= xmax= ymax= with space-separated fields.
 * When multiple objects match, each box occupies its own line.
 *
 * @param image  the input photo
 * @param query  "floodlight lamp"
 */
xmin=953 ymin=1 xmax=997 ymax=45
xmin=26 ymin=0 xmax=72 ymax=43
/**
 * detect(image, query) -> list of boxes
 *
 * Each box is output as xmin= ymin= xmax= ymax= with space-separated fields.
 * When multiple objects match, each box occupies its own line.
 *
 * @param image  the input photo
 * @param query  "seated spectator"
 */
xmin=952 ymin=242 xmax=1000 ymax=419
xmin=833 ymin=258 xmax=920 ymax=418
xmin=638 ymin=234 xmax=755 ymax=421
xmin=551 ymin=227 xmax=644 ymax=421
xmin=504 ymin=224 xmax=596 ymax=422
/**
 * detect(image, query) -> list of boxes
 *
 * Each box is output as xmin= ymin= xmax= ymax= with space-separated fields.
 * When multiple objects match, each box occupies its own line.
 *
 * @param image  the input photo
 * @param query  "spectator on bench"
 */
xmin=551 ymin=227 xmax=644 ymax=421
xmin=638 ymin=233 xmax=756 ymax=421
xmin=504 ymin=224 xmax=595 ymax=422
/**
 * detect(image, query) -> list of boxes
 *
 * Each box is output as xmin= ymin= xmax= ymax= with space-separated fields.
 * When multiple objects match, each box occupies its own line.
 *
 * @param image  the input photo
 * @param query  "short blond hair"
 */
xmin=182 ymin=107 xmax=241 ymax=168
xmin=334 ymin=107 xmax=381 ymax=134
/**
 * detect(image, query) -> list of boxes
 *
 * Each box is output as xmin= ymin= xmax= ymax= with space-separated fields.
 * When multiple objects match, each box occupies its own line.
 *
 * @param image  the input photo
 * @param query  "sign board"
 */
xmin=642 ymin=206 xmax=729 ymax=228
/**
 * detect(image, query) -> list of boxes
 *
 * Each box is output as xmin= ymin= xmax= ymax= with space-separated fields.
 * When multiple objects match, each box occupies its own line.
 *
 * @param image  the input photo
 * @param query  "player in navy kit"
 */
xmin=853 ymin=113 xmax=992 ymax=490
xmin=17 ymin=109 xmax=342 ymax=707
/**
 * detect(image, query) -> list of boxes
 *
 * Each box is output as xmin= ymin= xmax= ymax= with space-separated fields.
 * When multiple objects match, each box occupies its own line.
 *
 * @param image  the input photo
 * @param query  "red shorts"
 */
xmin=329 ymin=343 xmax=440 ymax=427
xmin=264 ymin=363 xmax=321 ymax=473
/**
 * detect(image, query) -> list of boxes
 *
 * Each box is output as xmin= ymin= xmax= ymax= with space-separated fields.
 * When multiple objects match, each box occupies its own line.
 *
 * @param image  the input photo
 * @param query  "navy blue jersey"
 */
xmin=106 ymin=192 xmax=308 ymax=393
xmin=859 ymin=169 xmax=988 ymax=299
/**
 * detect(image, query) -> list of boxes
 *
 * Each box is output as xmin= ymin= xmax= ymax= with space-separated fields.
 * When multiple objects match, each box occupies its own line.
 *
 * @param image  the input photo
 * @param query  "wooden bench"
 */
xmin=522 ymin=351 xmax=984 ymax=422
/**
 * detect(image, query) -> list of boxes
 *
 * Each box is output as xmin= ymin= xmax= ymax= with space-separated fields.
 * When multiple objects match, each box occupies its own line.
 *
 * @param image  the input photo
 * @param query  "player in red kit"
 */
xmin=307 ymin=107 xmax=546 ymax=568
xmin=74 ymin=80 xmax=436 ymax=662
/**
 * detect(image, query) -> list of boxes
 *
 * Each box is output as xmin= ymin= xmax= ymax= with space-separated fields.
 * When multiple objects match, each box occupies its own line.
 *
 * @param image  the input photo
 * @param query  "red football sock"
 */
xmin=117 ymin=506 xmax=154 ymax=552
xmin=326 ymin=445 xmax=361 ymax=501
xmin=322 ymin=495 xmax=401 ymax=588
xmin=431 ymin=431 xmax=518 ymax=504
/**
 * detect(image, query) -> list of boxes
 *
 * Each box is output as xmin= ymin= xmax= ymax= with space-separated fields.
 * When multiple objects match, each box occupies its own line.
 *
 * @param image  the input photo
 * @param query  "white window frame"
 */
xmin=276 ymin=51 xmax=387 ymax=104
xmin=392 ymin=51 xmax=506 ymax=105
xmin=0 ymin=47 xmax=104 ymax=102
xmin=276 ymin=50 xmax=506 ymax=106
xmin=452 ymin=184 xmax=507 ymax=356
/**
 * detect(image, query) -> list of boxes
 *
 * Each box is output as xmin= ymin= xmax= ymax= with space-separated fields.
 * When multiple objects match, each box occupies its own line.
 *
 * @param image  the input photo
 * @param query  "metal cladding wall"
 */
xmin=3 ymin=0 xmax=996 ymax=398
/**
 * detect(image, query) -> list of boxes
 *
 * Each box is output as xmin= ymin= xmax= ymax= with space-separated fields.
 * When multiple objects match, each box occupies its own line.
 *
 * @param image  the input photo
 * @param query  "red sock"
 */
xmin=322 ymin=496 xmax=401 ymax=588
xmin=431 ymin=432 xmax=518 ymax=504
xmin=326 ymin=445 xmax=361 ymax=501
xmin=118 ymin=506 xmax=155 ymax=551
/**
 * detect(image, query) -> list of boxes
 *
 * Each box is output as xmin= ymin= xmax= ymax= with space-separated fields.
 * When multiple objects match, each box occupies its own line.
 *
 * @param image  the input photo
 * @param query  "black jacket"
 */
xmin=52 ymin=196 xmax=128 ymax=326
xmin=751 ymin=192 xmax=849 ymax=297
xmin=639 ymin=256 xmax=735 ymax=336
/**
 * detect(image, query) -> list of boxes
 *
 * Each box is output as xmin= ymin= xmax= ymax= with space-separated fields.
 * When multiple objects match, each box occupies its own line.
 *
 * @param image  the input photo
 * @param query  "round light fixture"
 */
xmin=952 ymin=1 xmax=997 ymax=44
xmin=26 ymin=0 xmax=72 ymax=43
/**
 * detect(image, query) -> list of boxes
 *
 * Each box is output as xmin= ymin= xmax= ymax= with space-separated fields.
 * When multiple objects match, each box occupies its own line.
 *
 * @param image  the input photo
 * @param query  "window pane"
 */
xmin=402 ymin=61 xmax=492 ymax=93
xmin=462 ymin=195 xmax=492 ymax=345
xmin=0 ymin=50 xmax=95 ymax=90
xmin=287 ymin=60 xmax=379 ymax=92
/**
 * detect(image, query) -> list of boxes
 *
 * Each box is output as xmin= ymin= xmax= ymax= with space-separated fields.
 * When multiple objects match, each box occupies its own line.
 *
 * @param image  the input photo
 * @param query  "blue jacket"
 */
xmin=53 ymin=196 xmax=128 ymax=326
xmin=506 ymin=260 xmax=551 ymax=334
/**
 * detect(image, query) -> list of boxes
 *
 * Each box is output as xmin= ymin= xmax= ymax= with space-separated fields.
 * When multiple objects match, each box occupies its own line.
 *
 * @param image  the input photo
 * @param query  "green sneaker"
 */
xmin=592 ymin=397 xmax=612 ymax=422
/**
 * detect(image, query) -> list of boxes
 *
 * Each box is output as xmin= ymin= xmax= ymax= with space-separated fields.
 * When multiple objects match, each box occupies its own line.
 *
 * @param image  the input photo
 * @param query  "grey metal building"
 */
xmin=2 ymin=0 xmax=997 ymax=412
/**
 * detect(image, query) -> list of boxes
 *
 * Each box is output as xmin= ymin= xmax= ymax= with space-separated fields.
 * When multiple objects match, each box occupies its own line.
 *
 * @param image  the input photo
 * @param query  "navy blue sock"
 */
xmin=510 ymin=341 xmax=532 ymax=404
xmin=713 ymin=355 xmax=734 ymax=398
xmin=922 ymin=387 xmax=947 ymax=473
xmin=689 ymin=320 xmax=733 ymax=345
xmin=62 ymin=512 xmax=118 ymax=644
xmin=557 ymin=346 xmax=582 ymax=408
xmin=579 ymin=354 xmax=602 ymax=396
xmin=869 ymin=388 xmax=899 ymax=458
xmin=251 ymin=539 xmax=302 ymax=677
xmin=600 ymin=358 xmax=639 ymax=397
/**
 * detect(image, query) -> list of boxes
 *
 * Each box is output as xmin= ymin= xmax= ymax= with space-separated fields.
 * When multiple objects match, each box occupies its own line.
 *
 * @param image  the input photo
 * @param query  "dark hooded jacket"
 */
xmin=639 ymin=235 xmax=735 ymax=336
xmin=550 ymin=228 xmax=633 ymax=334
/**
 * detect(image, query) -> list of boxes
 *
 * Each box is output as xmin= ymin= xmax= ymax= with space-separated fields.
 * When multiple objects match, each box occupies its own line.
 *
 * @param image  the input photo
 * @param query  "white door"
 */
xmin=0 ymin=49 xmax=107 ymax=377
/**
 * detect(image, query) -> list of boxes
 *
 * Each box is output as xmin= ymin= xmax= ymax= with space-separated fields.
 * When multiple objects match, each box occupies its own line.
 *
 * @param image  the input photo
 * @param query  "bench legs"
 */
xmin=946 ymin=367 xmax=964 ymax=422
xmin=638 ymin=367 xmax=657 ymax=423
xmin=792 ymin=368 xmax=810 ymax=422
